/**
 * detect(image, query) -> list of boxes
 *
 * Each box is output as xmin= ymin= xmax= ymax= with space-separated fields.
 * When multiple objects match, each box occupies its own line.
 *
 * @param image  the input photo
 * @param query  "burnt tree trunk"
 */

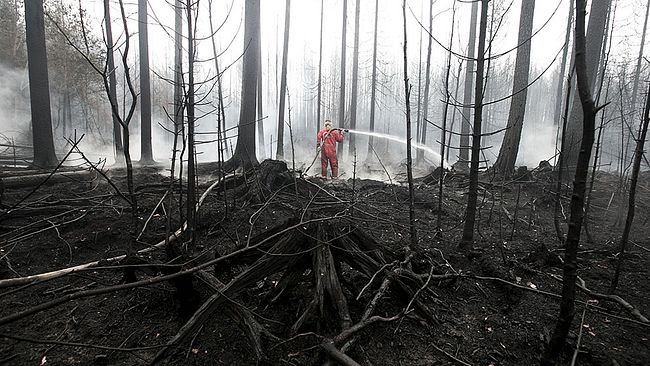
xmin=228 ymin=0 xmax=259 ymax=169
xmin=337 ymin=0 xmax=348 ymax=160
xmin=456 ymin=0 xmax=479 ymax=171
xmin=417 ymin=0 xmax=434 ymax=163
xmin=25 ymin=0 xmax=57 ymax=168
xmin=347 ymin=0 xmax=361 ymax=157
xmin=138 ymin=0 xmax=154 ymax=163
xmin=492 ymin=0 xmax=535 ymax=176
xmin=553 ymin=0 xmax=574 ymax=128
xmin=563 ymin=0 xmax=610 ymax=173
xmin=366 ymin=0 xmax=379 ymax=160
xmin=542 ymin=0 xmax=599 ymax=362
xmin=460 ymin=0 xmax=489 ymax=246
xmin=316 ymin=0 xmax=324 ymax=135
xmin=402 ymin=0 xmax=417 ymax=251
xmin=610 ymin=82 xmax=650 ymax=293
xmin=104 ymin=0 xmax=124 ymax=164
xmin=276 ymin=0 xmax=290 ymax=160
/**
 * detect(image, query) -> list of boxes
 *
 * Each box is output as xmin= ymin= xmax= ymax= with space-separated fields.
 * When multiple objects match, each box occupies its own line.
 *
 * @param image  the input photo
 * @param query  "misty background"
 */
xmin=0 ymin=0 xmax=648 ymax=177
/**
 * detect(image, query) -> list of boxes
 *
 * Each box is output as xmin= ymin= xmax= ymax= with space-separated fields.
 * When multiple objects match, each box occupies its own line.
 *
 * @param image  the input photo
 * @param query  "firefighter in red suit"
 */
xmin=316 ymin=120 xmax=346 ymax=178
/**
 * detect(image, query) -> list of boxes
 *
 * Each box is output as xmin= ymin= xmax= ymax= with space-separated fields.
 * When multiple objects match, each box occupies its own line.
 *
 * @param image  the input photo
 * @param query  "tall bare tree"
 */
xmin=553 ymin=0 xmax=574 ymax=129
xmin=402 ymin=0 xmax=417 ymax=251
xmin=417 ymin=0 xmax=433 ymax=163
xmin=456 ymin=1 xmax=479 ymax=171
xmin=542 ymin=0 xmax=602 ymax=362
xmin=139 ymin=0 xmax=154 ymax=163
xmin=226 ymin=0 xmax=259 ymax=169
xmin=366 ymin=0 xmax=379 ymax=159
xmin=348 ymin=0 xmax=361 ymax=156
xmin=492 ymin=0 xmax=536 ymax=176
xmin=337 ymin=0 xmax=348 ymax=159
xmin=276 ymin=0 xmax=291 ymax=160
xmin=630 ymin=0 xmax=650 ymax=114
xmin=460 ymin=0 xmax=489 ymax=246
xmin=316 ymin=0 xmax=324 ymax=134
xmin=25 ymin=0 xmax=57 ymax=167
xmin=104 ymin=0 xmax=124 ymax=164
xmin=610 ymin=82 xmax=650 ymax=293
xmin=563 ymin=0 xmax=611 ymax=172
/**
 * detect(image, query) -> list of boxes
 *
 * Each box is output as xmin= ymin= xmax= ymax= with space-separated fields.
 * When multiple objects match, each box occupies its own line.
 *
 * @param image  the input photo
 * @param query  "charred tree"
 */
xmin=347 ymin=0 xmax=360 ymax=157
xmin=257 ymin=31 xmax=265 ymax=158
xmin=337 ymin=0 xmax=348 ymax=159
xmin=402 ymin=0 xmax=417 ymax=251
xmin=610 ymin=82 xmax=650 ymax=293
xmin=492 ymin=0 xmax=535 ymax=176
xmin=563 ymin=0 xmax=611 ymax=173
xmin=455 ymin=0 xmax=479 ymax=171
xmin=138 ymin=0 xmax=154 ymax=164
xmin=104 ymin=0 xmax=124 ymax=164
xmin=460 ymin=0 xmax=489 ymax=246
xmin=186 ymin=0 xmax=196 ymax=247
xmin=316 ymin=0 xmax=324 ymax=134
xmin=542 ymin=0 xmax=601 ymax=362
xmin=366 ymin=0 xmax=379 ymax=159
xmin=276 ymin=0 xmax=290 ymax=160
xmin=417 ymin=0 xmax=433 ymax=163
xmin=553 ymin=0 xmax=574 ymax=128
xmin=630 ymin=0 xmax=650 ymax=114
xmin=25 ymin=0 xmax=57 ymax=168
xmin=226 ymin=0 xmax=259 ymax=169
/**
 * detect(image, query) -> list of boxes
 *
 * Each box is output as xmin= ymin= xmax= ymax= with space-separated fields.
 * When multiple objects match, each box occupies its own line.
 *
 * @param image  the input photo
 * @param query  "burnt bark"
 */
xmin=563 ymin=0 xmax=611 ymax=173
xmin=460 ymin=0 xmax=489 ymax=246
xmin=456 ymin=0 xmax=479 ymax=171
xmin=276 ymin=0 xmax=290 ymax=160
xmin=103 ymin=0 xmax=124 ymax=164
xmin=337 ymin=0 xmax=348 ymax=159
xmin=347 ymin=0 xmax=360 ymax=157
xmin=138 ymin=0 xmax=154 ymax=163
xmin=25 ymin=0 xmax=58 ymax=168
xmin=492 ymin=0 xmax=535 ymax=176
xmin=366 ymin=0 xmax=379 ymax=160
xmin=542 ymin=0 xmax=599 ymax=362
xmin=610 ymin=82 xmax=650 ymax=293
xmin=227 ymin=0 xmax=259 ymax=169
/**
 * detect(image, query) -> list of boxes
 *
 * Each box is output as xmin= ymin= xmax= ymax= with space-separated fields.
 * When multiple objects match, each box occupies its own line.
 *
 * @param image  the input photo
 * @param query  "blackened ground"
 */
xmin=0 ymin=162 xmax=648 ymax=365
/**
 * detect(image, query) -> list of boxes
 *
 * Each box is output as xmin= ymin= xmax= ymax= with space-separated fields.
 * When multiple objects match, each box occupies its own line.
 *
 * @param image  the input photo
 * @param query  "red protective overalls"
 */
xmin=316 ymin=128 xmax=344 ymax=177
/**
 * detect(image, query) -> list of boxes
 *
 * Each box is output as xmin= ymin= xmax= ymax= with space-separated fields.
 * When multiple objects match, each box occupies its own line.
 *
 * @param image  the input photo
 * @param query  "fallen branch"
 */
xmin=0 ymin=174 xmax=231 ymax=288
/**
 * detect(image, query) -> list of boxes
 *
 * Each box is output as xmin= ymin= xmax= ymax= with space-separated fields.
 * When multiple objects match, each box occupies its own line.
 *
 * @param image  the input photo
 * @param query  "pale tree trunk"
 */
xmin=139 ymin=0 xmax=154 ymax=163
xmin=630 ymin=0 xmax=650 ymax=115
xmin=348 ymin=0 xmax=360 ymax=156
xmin=563 ymin=0 xmax=611 ymax=173
xmin=456 ymin=1 xmax=479 ymax=171
xmin=276 ymin=0 xmax=291 ymax=160
xmin=542 ymin=0 xmax=600 ymax=362
xmin=417 ymin=0 xmax=433 ymax=163
xmin=337 ymin=0 xmax=348 ymax=159
xmin=25 ymin=0 xmax=57 ymax=168
xmin=366 ymin=0 xmax=379 ymax=159
xmin=553 ymin=0 xmax=573 ymax=130
xmin=227 ymin=0 xmax=259 ymax=169
xmin=460 ymin=0 xmax=488 ymax=246
xmin=316 ymin=0 xmax=324 ymax=135
xmin=104 ymin=0 xmax=124 ymax=164
xmin=492 ymin=0 xmax=535 ymax=176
